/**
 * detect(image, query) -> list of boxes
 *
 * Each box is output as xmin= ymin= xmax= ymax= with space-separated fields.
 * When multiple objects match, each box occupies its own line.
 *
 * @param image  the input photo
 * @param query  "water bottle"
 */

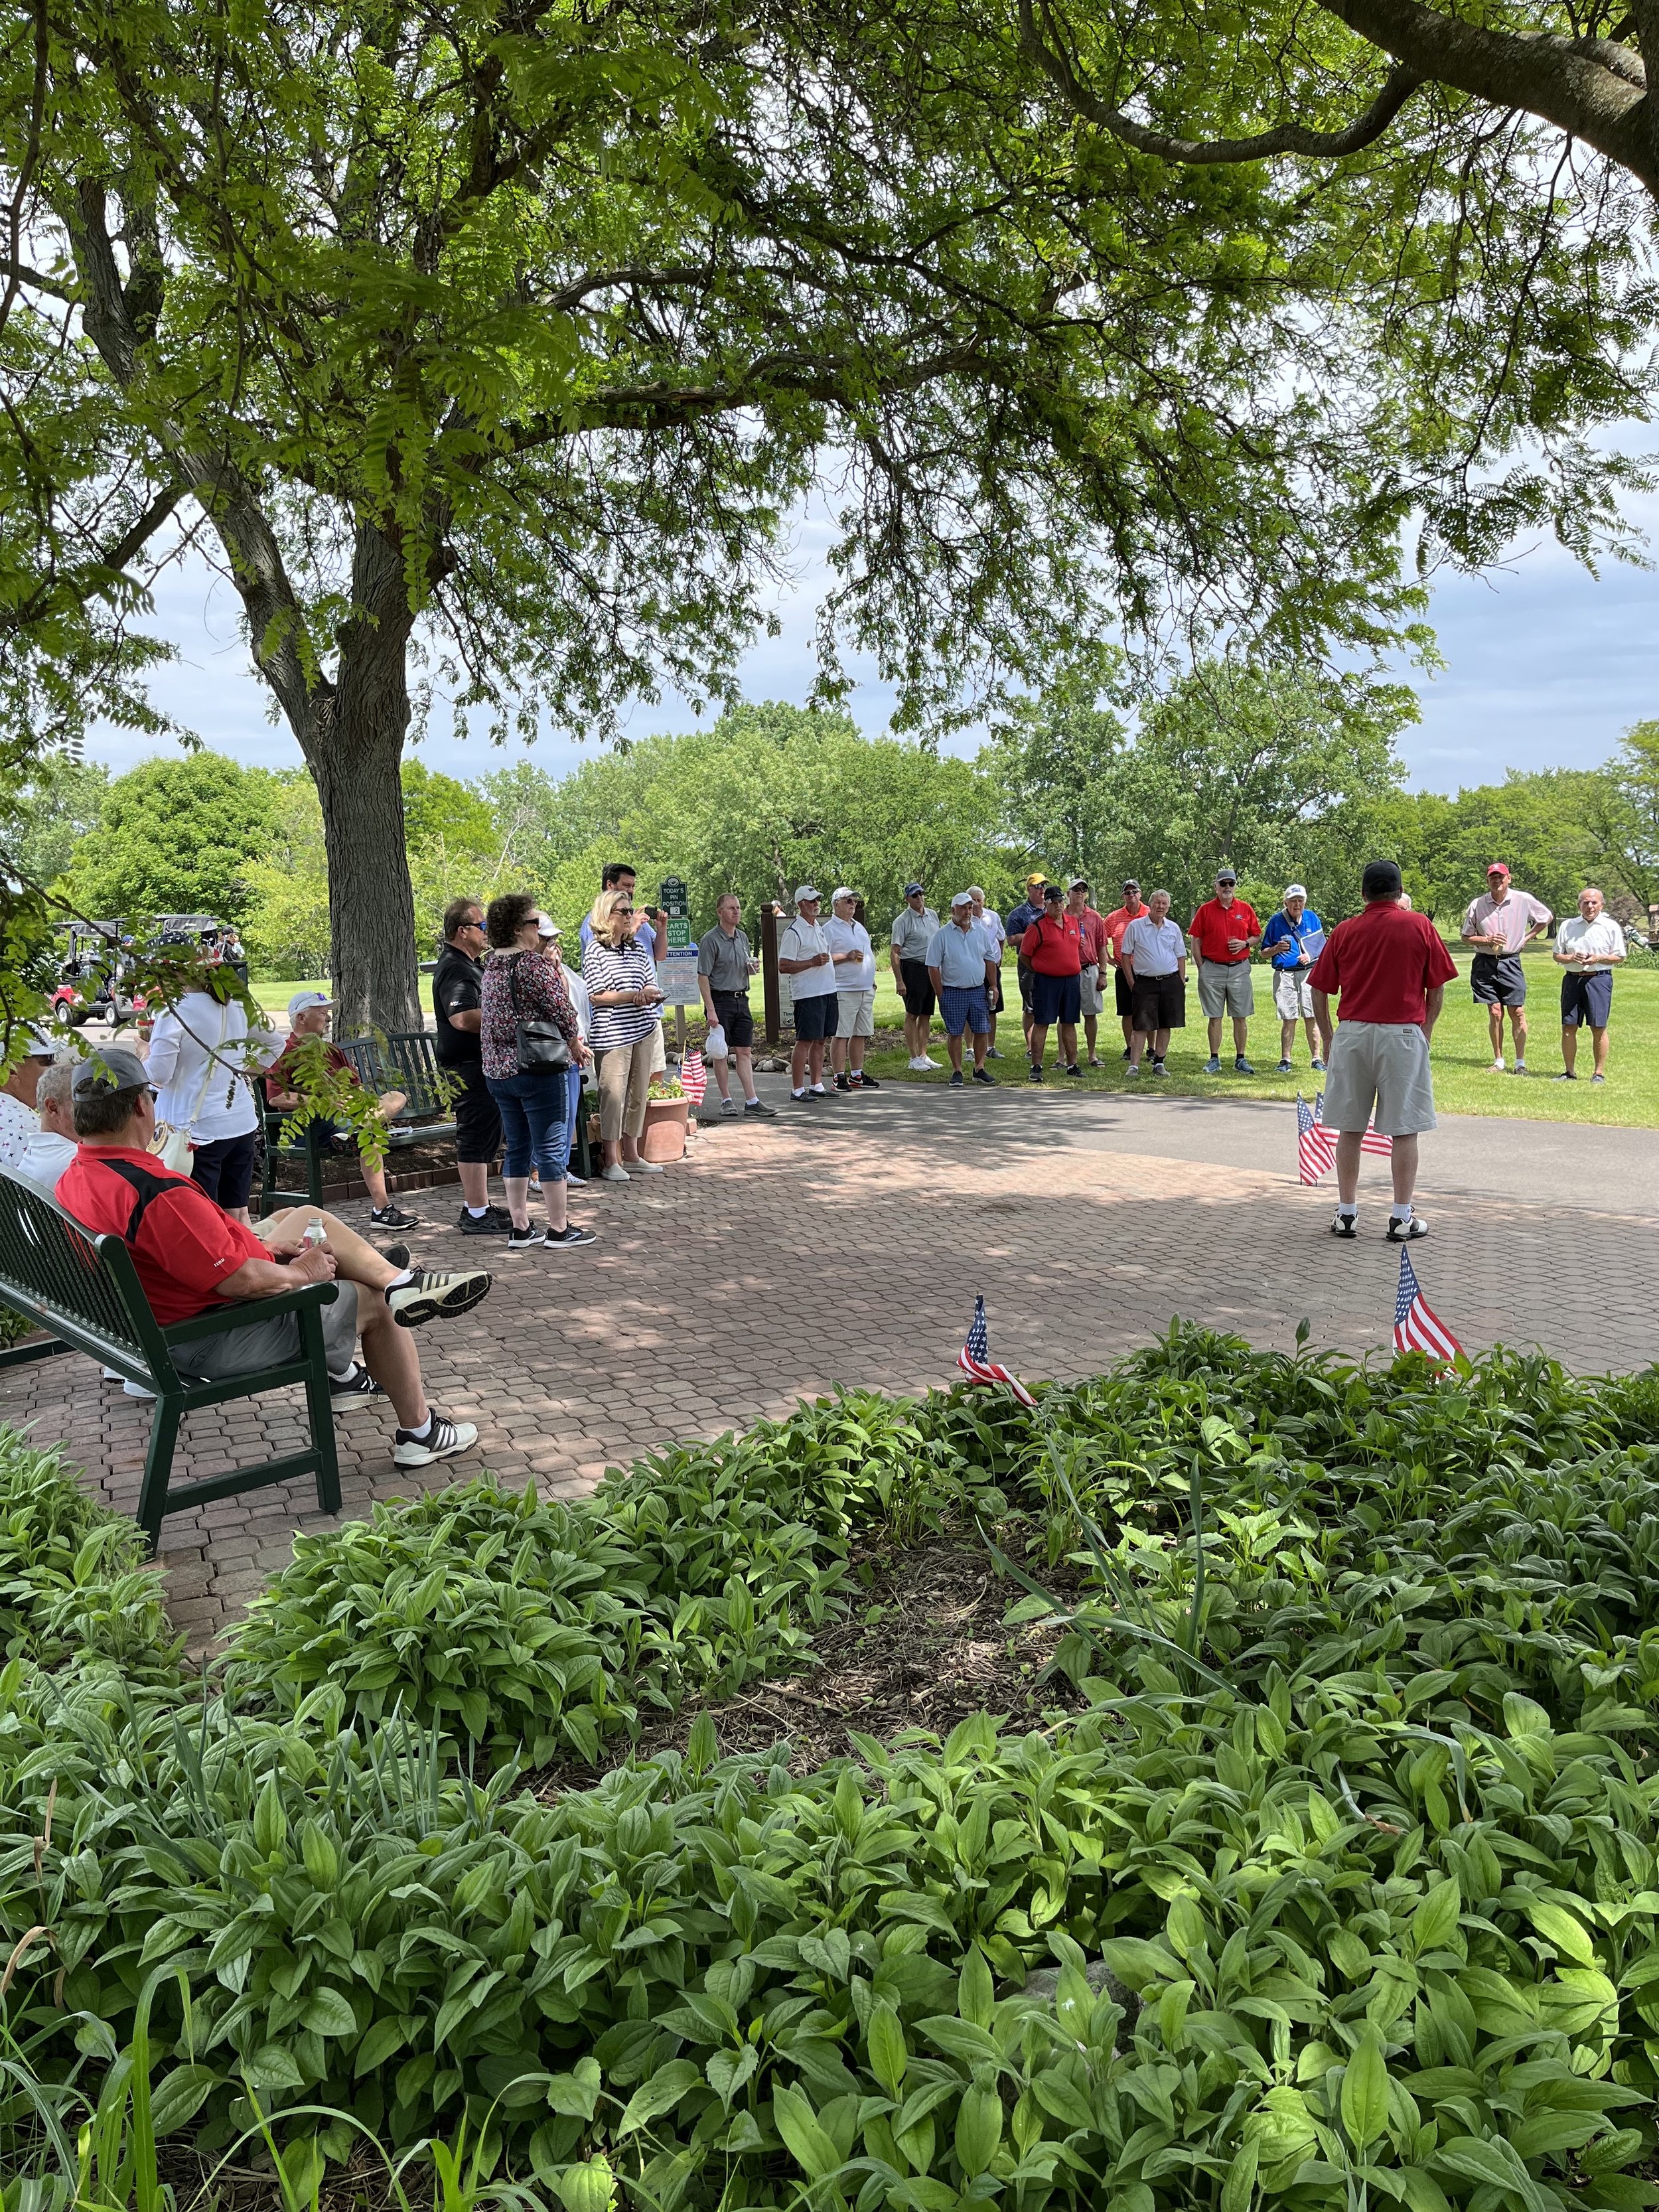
xmin=302 ymin=1217 xmax=326 ymax=1250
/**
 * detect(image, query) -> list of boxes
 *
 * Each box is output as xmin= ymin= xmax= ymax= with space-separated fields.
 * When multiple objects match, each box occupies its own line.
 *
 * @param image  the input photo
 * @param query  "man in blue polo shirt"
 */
xmin=1260 ymin=884 xmax=1327 ymax=1074
xmin=927 ymin=893 xmax=1000 ymax=1087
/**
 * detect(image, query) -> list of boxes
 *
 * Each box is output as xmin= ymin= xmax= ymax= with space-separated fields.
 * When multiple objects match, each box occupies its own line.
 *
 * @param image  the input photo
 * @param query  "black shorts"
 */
xmin=793 ymin=991 xmax=839 ymax=1042
xmin=711 ymin=990 xmax=755 ymax=1049
xmin=1131 ymin=972 xmax=1186 ymax=1034
xmin=449 ymin=1059 xmax=502 ymax=1165
xmin=1114 ymin=966 xmax=1135 ymax=1019
xmin=191 ymin=1130 xmax=257 ymax=1211
xmin=1471 ymin=952 xmax=1526 ymax=1007
xmin=986 ymin=970 xmax=1003 ymax=1015
xmin=1030 ymin=971 xmax=1081 ymax=1027
xmin=1561 ymin=970 xmax=1613 ymax=1029
xmin=900 ymin=958 xmax=936 ymax=1020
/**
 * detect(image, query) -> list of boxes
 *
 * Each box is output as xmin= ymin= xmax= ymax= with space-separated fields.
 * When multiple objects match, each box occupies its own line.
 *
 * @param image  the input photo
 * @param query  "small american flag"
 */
xmin=1297 ymin=1093 xmax=1335 ymax=1184
xmin=1394 ymin=1249 xmax=1463 ymax=1366
xmin=680 ymin=1047 xmax=707 ymax=1108
xmin=1314 ymin=1090 xmax=1393 ymax=1158
xmin=957 ymin=1295 xmax=1037 ymax=1407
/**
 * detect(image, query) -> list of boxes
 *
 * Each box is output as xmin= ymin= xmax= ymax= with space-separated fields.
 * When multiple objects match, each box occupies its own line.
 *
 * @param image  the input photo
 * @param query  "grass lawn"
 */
xmin=856 ymin=947 xmax=1659 ymax=1129
xmin=248 ymin=976 xmax=330 ymax=1016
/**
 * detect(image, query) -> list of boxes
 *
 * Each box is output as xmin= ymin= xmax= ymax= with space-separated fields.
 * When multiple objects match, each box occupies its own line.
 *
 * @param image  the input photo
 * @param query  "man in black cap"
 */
xmin=56 ymin=1048 xmax=492 ymax=1469
xmin=889 ymin=882 xmax=942 ymax=1070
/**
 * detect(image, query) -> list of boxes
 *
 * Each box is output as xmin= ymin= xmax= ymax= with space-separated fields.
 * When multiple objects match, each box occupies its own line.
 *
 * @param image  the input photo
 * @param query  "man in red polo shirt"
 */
xmin=1021 ymin=882 xmax=1084 ymax=1081
xmin=1309 ymin=860 xmax=1457 ymax=1242
xmin=1188 ymin=867 xmax=1262 ymax=1074
xmin=56 ymin=1047 xmax=490 ymax=1469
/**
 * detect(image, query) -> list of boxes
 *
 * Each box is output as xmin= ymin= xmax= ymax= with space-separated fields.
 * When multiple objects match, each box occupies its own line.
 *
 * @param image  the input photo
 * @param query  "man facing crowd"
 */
xmin=433 ymin=897 xmax=510 ymax=1235
xmin=696 ymin=894 xmax=774 ymax=1118
xmin=1189 ymin=869 xmax=1260 ymax=1074
xmin=1553 ymin=886 xmax=1624 ymax=1084
xmin=927 ymin=892 xmax=999 ymax=1086
xmin=1260 ymin=884 xmax=1327 ymax=1074
xmin=1101 ymin=879 xmax=1147 ymax=1061
xmin=1309 ymin=859 xmax=1457 ymax=1242
xmin=891 ymin=883 xmax=941 ymax=1071
xmin=1066 ymin=879 xmax=1109 ymax=1068
xmin=1461 ymin=861 xmax=1551 ymax=1074
xmin=1119 ymin=891 xmax=1187 ymax=1075
xmin=56 ymin=1047 xmax=490 ymax=1465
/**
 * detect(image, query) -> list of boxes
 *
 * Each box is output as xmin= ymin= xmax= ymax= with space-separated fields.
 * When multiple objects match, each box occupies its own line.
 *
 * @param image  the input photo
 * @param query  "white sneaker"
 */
xmin=906 ymin=1055 xmax=929 ymax=1071
xmin=630 ymin=1158 xmax=664 ymax=1174
xmin=1490 ymin=1057 xmax=1505 ymax=1072
xmin=565 ymin=1171 xmax=586 ymax=1187
xmin=392 ymin=1409 xmax=480 ymax=1468
xmin=601 ymin=1164 xmax=630 ymax=1182
xmin=919 ymin=1055 xmax=941 ymax=1069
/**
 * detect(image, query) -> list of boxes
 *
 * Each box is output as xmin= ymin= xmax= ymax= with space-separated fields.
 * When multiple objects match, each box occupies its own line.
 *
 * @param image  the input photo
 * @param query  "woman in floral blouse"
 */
xmin=480 ymin=893 xmax=595 ymax=1254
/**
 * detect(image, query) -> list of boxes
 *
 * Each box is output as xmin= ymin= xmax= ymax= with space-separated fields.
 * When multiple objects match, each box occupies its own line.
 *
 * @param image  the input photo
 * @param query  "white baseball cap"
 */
xmin=535 ymin=910 xmax=559 ymax=938
xmin=1283 ymin=884 xmax=1308 ymax=901
xmin=950 ymin=891 xmax=973 ymax=908
xmin=831 ymin=887 xmax=857 ymax=903
xmin=287 ymin=990 xmax=334 ymax=1018
xmin=794 ymin=885 xmax=822 ymax=903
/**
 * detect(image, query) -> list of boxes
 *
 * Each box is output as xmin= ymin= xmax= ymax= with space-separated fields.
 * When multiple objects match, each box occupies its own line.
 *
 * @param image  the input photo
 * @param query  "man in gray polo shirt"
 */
xmin=697 ymin=893 xmax=774 ymax=1118
xmin=890 ymin=882 xmax=942 ymax=1070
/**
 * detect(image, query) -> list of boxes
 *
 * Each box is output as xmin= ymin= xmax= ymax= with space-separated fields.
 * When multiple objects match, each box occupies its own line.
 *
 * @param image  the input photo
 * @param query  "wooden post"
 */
xmin=760 ymin=903 xmax=781 ymax=1047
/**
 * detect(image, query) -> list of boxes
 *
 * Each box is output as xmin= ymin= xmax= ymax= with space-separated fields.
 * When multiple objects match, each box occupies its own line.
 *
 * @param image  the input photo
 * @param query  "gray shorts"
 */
xmin=171 ymin=1281 xmax=359 ymax=1381
xmin=836 ymin=989 xmax=875 ymax=1038
xmin=1078 ymin=965 xmax=1104 ymax=1017
xmin=1197 ymin=960 xmax=1255 ymax=1019
xmin=1323 ymin=1022 xmax=1436 ymax=1137
xmin=1273 ymin=970 xmax=1317 ymax=1022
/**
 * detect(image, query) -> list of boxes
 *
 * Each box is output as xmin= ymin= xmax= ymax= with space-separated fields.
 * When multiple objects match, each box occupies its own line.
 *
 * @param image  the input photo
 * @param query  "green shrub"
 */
xmin=0 ymin=1430 xmax=179 ymax=1676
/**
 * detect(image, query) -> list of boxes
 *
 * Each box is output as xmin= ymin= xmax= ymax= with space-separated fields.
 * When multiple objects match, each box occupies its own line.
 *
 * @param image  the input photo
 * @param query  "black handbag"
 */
xmin=507 ymin=953 xmax=573 ymax=1076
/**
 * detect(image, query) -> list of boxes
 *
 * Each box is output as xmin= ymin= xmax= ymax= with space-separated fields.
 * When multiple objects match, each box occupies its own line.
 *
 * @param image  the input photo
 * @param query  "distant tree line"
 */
xmin=9 ymin=686 xmax=1656 ymax=980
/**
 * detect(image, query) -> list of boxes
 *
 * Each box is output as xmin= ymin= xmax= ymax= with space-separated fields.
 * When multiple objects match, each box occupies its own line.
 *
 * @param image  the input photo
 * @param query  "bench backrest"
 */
xmin=334 ymin=1031 xmax=451 ymax=1122
xmin=0 ymin=1170 xmax=172 ymax=1374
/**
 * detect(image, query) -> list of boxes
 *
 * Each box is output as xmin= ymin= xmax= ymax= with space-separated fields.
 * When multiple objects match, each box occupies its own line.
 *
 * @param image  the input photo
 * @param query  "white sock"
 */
xmin=465 ymin=1205 xmax=488 ymax=1218
xmin=744 ymin=1093 xmax=760 ymax=1105
xmin=1390 ymin=1202 xmax=1413 ymax=1222
xmin=328 ymin=1364 xmax=356 ymax=1384
xmin=1337 ymin=1201 xmax=1357 ymax=1218
xmin=383 ymin=1268 xmax=414 ymax=1291
xmin=405 ymin=1409 xmax=435 ymax=1441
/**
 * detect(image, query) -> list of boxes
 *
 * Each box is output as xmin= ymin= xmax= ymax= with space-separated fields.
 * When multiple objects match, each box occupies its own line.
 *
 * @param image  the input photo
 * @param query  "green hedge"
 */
xmin=3 ymin=1333 xmax=1659 ymax=2211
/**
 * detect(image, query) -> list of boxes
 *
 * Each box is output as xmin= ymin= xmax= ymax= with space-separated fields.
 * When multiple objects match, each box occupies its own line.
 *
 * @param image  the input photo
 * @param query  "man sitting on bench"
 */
xmin=56 ymin=1048 xmax=490 ymax=1469
xmin=267 ymin=991 xmax=419 ymax=1234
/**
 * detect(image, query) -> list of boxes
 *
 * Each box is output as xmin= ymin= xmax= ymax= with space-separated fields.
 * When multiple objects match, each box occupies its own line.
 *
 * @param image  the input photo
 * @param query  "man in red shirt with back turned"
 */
xmin=1309 ymin=859 xmax=1457 ymax=1244
xmin=1188 ymin=868 xmax=1262 ymax=1075
xmin=1021 ymin=882 xmax=1084 ymax=1081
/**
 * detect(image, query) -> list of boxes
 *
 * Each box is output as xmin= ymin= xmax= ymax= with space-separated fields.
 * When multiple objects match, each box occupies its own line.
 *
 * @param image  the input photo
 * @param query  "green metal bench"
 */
xmin=0 ymin=1170 xmax=341 ymax=1554
xmin=255 ymin=1031 xmax=458 ymax=1214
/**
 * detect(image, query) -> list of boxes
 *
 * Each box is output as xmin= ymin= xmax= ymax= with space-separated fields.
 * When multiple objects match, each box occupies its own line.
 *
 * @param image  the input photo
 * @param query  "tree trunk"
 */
xmin=298 ymin=528 xmax=423 ymax=1039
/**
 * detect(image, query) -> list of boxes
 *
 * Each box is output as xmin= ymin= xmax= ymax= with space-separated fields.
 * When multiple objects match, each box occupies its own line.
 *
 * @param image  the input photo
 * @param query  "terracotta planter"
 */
xmin=640 ymin=1096 xmax=688 ymax=1162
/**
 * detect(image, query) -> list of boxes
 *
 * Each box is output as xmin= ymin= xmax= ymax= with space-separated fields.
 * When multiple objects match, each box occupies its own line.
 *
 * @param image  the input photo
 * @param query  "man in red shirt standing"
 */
xmin=1309 ymin=860 xmax=1458 ymax=1242
xmin=1187 ymin=868 xmax=1262 ymax=1075
xmin=1101 ymin=878 xmax=1148 ymax=1062
xmin=1065 ymin=879 xmax=1110 ymax=1068
xmin=1021 ymin=882 xmax=1084 ymax=1082
xmin=56 ymin=1048 xmax=492 ymax=1468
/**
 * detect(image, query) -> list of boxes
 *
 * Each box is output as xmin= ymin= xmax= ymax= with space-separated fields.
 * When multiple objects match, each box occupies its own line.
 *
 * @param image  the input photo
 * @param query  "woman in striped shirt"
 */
xmin=581 ymin=887 xmax=665 ymax=1182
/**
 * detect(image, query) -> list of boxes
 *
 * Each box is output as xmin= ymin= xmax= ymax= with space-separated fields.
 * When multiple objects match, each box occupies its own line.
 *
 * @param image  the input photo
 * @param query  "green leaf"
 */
xmin=555 ymin=2158 xmax=616 ymax=2212
xmin=771 ymin=2083 xmax=843 ymax=2182
xmin=147 ymin=2064 xmax=219 ymax=2137
xmin=955 ymin=2081 xmax=1003 ymax=2177
xmin=353 ymin=2016 xmax=408 ymax=2077
xmin=706 ymin=2045 xmax=758 ymax=2107
xmin=958 ymin=1947 xmax=995 ymax=2029
xmin=1520 ymin=1897 xmax=1595 ymax=1965
xmin=1409 ymin=1879 xmax=1461 ymax=1956
xmin=868 ymin=2002 xmax=908 ymax=2099
xmin=302 ymin=1986 xmax=358 ymax=2038
xmin=1341 ymin=2027 xmax=1388 ymax=2150
xmin=252 ymin=1772 xmax=286 ymax=1859
xmin=1222 ymin=2138 xmax=1260 ymax=2212
xmin=618 ymin=2059 xmax=701 ymax=2136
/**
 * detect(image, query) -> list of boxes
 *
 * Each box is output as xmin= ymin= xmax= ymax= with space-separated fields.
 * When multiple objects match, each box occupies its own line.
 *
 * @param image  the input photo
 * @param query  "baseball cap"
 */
xmin=831 ymin=887 xmax=857 ymax=903
xmin=1122 ymin=877 xmax=1139 ymax=888
xmin=71 ymin=1045 xmax=148 ymax=1099
xmin=950 ymin=891 xmax=973 ymax=908
xmin=1486 ymin=861 xmax=1510 ymax=877
xmin=904 ymin=881 xmax=926 ymax=897
xmin=287 ymin=989 xmax=334 ymax=1019
xmin=535 ymin=910 xmax=559 ymax=938
xmin=794 ymin=884 xmax=822 ymax=903
xmin=1283 ymin=883 xmax=1308 ymax=901
xmin=19 ymin=1026 xmax=54 ymax=1061
xmin=1042 ymin=881 xmax=1064 ymax=899
xmin=1216 ymin=868 xmax=1237 ymax=883
xmin=1025 ymin=872 xmax=1046 ymax=887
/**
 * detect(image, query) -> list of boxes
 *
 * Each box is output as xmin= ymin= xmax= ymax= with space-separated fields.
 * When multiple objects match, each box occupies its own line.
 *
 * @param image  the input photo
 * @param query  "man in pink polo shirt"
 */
xmin=1309 ymin=859 xmax=1457 ymax=1244
xmin=1459 ymin=861 xmax=1551 ymax=1076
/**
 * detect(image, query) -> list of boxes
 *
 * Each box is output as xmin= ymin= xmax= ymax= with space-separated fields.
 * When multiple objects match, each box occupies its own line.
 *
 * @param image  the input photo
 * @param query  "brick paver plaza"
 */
xmin=5 ymin=1080 xmax=1656 ymax=1645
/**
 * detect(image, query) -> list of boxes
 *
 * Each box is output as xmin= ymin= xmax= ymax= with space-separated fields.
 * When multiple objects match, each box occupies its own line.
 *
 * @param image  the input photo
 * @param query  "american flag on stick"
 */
xmin=1394 ymin=1249 xmax=1463 ymax=1366
xmin=1297 ymin=1093 xmax=1335 ymax=1185
xmin=680 ymin=1046 xmax=707 ymax=1108
xmin=958 ymin=1295 xmax=1037 ymax=1407
xmin=1315 ymin=1090 xmax=1393 ymax=1158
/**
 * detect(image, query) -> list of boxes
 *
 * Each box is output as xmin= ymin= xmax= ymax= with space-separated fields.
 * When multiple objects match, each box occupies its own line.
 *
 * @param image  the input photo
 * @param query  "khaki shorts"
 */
xmin=1323 ymin=1021 xmax=1436 ymax=1136
xmin=837 ymin=989 xmax=875 ymax=1038
xmin=1273 ymin=970 xmax=1317 ymax=1022
xmin=1197 ymin=960 xmax=1254 ymax=1019
xmin=1078 ymin=964 xmax=1104 ymax=1017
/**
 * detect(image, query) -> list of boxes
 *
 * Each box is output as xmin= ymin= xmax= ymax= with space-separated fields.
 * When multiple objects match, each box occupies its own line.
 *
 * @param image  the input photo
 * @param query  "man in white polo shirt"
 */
xmin=778 ymin=886 xmax=839 ymax=1103
xmin=1553 ymin=886 xmax=1625 ymax=1085
xmin=825 ymin=889 xmax=881 ymax=1092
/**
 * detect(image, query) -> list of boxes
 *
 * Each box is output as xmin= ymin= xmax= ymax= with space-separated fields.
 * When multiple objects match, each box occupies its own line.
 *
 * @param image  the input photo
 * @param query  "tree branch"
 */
xmin=0 ymin=258 xmax=75 ymax=305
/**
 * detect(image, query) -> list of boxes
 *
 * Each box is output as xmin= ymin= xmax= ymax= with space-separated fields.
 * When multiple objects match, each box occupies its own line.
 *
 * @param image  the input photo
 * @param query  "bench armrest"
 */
xmin=164 ymin=1279 xmax=340 ymax=1344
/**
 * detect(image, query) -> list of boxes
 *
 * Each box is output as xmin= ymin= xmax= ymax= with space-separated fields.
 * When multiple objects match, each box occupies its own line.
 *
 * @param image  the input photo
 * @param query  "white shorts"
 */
xmin=1196 ymin=960 xmax=1255 ymax=1019
xmin=1078 ymin=965 xmax=1104 ymax=1017
xmin=1323 ymin=1021 xmax=1436 ymax=1136
xmin=1273 ymin=970 xmax=1317 ymax=1022
xmin=836 ymin=989 xmax=875 ymax=1038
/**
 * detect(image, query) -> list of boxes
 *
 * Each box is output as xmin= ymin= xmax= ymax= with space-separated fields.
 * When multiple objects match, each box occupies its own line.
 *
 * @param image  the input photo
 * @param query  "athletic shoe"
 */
xmin=123 ymin=1378 xmax=157 ymax=1400
xmin=1277 ymin=1059 xmax=1293 ymax=1073
xmin=1489 ymin=1057 xmax=1505 ymax=1072
xmin=1553 ymin=1070 xmax=1577 ymax=1081
xmin=1513 ymin=1061 xmax=1529 ymax=1076
xmin=370 ymin=1202 xmax=419 ymax=1231
xmin=505 ymin=1226 xmax=547 ymax=1255
xmin=918 ymin=1056 xmax=941 ymax=1070
xmin=1331 ymin=1212 xmax=1358 ymax=1239
xmin=857 ymin=1074 xmax=880 ymax=1089
xmin=906 ymin=1056 xmax=930 ymax=1071
xmin=1234 ymin=1057 xmax=1256 ymax=1074
xmin=1086 ymin=1057 xmax=1102 ymax=1069
xmin=1064 ymin=1063 xmax=1082 ymax=1078
xmin=378 ymin=1244 xmax=411 ymax=1272
xmin=601 ymin=1163 xmax=630 ymax=1181
xmin=386 ymin=1266 xmax=493 ymax=1325
xmin=1591 ymin=1072 xmax=1607 ymax=1084
xmin=392 ymin=1409 xmax=480 ymax=1469
xmin=565 ymin=1171 xmax=586 ymax=1187
xmin=743 ymin=1098 xmax=776 ymax=1117
xmin=987 ymin=1048 xmax=1004 ymax=1060
xmin=1310 ymin=1058 xmax=1326 ymax=1072
xmin=1027 ymin=1065 xmax=1043 ymax=1083
xmin=330 ymin=1362 xmax=386 ymax=1407
xmin=1127 ymin=1063 xmax=1141 ymax=1077
xmin=809 ymin=1084 xmax=831 ymax=1098
xmin=972 ymin=1067 xmax=996 ymax=1085
xmin=631 ymin=1158 xmax=664 ymax=1173
xmin=790 ymin=1088 xmax=812 ymax=1102
xmin=1120 ymin=1047 xmax=1131 ymax=1061
xmin=1386 ymin=1215 xmax=1429 ymax=1242
xmin=543 ymin=1225 xmax=597 ymax=1249
xmin=721 ymin=1097 xmax=740 ymax=1117
xmin=1203 ymin=1057 xmax=1222 ymax=1075
xmin=835 ymin=1073 xmax=852 ymax=1091
xmin=456 ymin=1205 xmax=511 ymax=1236
xmin=950 ymin=1070 xmax=965 ymax=1088
xmin=1151 ymin=1060 xmax=1167 ymax=1077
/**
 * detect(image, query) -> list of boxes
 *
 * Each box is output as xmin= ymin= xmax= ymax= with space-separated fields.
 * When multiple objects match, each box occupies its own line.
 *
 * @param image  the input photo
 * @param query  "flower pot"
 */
xmin=640 ymin=1096 xmax=688 ymax=1162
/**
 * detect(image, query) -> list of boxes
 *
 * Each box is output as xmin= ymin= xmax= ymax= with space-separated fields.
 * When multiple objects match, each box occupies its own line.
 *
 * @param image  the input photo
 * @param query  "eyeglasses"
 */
xmin=614 ymin=905 xmax=634 ymax=916
xmin=460 ymin=918 xmax=484 ymax=932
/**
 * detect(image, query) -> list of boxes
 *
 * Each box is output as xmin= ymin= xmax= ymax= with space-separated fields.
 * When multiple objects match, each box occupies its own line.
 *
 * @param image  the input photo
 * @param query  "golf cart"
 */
xmin=50 ymin=922 xmax=147 ymax=1030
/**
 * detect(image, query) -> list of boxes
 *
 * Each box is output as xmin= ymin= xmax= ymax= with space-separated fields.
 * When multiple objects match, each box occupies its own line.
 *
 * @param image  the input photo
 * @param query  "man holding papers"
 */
xmin=1261 ymin=885 xmax=1327 ymax=1074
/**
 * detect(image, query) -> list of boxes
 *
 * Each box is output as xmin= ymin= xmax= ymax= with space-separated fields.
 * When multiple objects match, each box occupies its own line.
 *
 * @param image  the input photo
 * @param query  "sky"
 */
xmin=92 ymin=485 xmax=1659 ymax=794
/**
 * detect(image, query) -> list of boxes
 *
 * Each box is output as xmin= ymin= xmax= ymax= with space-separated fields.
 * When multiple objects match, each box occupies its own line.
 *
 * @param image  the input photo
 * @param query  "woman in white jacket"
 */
xmin=143 ymin=986 xmax=281 ymax=1223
